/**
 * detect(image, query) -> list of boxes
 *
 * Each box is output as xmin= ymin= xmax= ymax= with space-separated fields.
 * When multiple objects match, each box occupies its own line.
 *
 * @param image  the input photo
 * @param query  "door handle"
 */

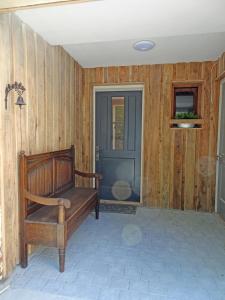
xmin=217 ymin=153 xmax=225 ymax=161
xmin=96 ymin=146 xmax=100 ymax=161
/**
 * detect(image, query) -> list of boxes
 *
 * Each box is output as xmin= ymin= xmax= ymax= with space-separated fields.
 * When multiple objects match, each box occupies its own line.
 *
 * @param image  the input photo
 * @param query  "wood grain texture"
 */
xmin=81 ymin=61 xmax=219 ymax=212
xmin=0 ymin=13 xmax=82 ymax=278
xmin=218 ymin=52 xmax=225 ymax=80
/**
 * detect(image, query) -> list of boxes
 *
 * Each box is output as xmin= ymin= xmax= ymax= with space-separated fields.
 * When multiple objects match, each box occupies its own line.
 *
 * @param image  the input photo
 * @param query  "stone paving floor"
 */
xmin=1 ymin=207 xmax=225 ymax=300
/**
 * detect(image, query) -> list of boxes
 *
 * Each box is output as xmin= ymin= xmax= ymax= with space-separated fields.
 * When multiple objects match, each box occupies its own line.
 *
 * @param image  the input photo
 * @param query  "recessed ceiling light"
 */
xmin=133 ymin=40 xmax=155 ymax=51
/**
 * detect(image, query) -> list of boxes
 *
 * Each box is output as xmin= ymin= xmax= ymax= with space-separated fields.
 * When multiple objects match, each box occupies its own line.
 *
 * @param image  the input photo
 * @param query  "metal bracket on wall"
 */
xmin=4 ymin=81 xmax=26 ymax=110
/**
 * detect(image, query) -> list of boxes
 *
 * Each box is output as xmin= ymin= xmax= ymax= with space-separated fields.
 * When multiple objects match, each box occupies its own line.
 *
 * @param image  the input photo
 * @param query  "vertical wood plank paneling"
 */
xmin=161 ymin=64 xmax=173 ymax=208
xmin=74 ymin=62 xmax=83 ymax=179
xmin=209 ymin=63 xmax=220 ymax=209
xmin=218 ymin=52 xmax=225 ymax=78
xmin=59 ymin=48 xmax=65 ymax=148
xmin=4 ymin=13 xmax=19 ymax=275
xmin=0 ymin=13 xmax=14 ymax=279
xmin=183 ymin=130 xmax=196 ymax=210
xmin=45 ymin=42 xmax=54 ymax=151
xmin=82 ymin=68 xmax=88 ymax=183
xmin=173 ymin=130 xmax=184 ymax=209
xmin=0 ymin=13 xmax=83 ymax=278
xmin=11 ymin=14 xmax=27 ymax=266
xmin=95 ymin=67 xmax=104 ymax=84
xmin=108 ymin=66 xmax=117 ymax=83
xmin=26 ymin=26 xmax=37 ymax=154
xmin=53 ymin=47 xmax=60 ymax=150
xmin=69 ymin=58 xmax=75 ymax=146
xmin=142 ymin=65 xmax=150 ymax=206
xmin=197 ymin=62 xmax=211 ymax=211
xmin=119 ymin=66 xmax=129 ymax=83
xmin=82 ymin=60 xmax=219 ymax=213
xmin=36 ymin=34 xmax=46 ymax=153
xmin=89 ymin=68 xmax=96 ymax=176
xmin=148 ymin=65 xmax=162 ymax=207
xmin=65 ymin=53 xmax=71 ymax=148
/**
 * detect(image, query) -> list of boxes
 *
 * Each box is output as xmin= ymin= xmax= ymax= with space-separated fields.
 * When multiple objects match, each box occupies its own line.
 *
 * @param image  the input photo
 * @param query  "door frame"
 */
xmin=215 ymin=78 xmax=225 ymax=212
xmin=93 ymin=84 xmax=145 ymax=204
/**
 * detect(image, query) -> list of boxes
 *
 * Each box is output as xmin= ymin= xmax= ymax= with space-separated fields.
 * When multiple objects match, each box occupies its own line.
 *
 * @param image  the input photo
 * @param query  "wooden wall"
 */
xmin=0 ymin=13 xmax=83 ymax=278
xmin=80 ymin=62 xmax=219 ymax=212
xmin=218 ymin=52 xmax=225 ymax=79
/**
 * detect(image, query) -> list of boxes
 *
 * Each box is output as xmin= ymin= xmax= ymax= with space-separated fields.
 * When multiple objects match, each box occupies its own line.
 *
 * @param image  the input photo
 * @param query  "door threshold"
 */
xmin=100 ymin=199 xmax=141 ymax=206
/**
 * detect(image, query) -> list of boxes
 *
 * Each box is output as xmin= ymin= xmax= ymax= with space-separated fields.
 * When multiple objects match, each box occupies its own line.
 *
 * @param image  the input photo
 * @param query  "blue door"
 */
xmin=95 ymin=91 xmax=142 ymax=202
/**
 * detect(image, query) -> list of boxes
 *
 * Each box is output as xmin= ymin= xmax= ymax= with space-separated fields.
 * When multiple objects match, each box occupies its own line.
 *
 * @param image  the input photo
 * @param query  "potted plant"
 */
xmin=175 ymin=112 xmax=199 ymax=128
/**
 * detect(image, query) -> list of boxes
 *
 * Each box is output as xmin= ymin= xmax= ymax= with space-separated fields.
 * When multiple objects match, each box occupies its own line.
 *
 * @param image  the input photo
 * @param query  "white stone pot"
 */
xmin=177 ymin=123 xmax=195 ymax=128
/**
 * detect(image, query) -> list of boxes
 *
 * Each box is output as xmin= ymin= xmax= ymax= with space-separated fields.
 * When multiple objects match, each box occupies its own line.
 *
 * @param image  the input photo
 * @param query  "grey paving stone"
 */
xmin=5 ymin=208 xmax=225 ymax=300
xmin=0 ymin=288 xmax=77 ymax=300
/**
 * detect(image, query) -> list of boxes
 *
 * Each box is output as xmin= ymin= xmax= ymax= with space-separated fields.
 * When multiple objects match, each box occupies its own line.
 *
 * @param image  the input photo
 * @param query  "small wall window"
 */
xmin=170 ymin=82 xmax=203 ymax=129
xmin=173 ymin=87 xmax=198 ymax=117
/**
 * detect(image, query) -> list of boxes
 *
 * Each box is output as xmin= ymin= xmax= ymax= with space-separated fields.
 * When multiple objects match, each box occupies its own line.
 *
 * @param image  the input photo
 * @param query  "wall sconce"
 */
xmin=5 ymin=81 xmax=26 ymax=110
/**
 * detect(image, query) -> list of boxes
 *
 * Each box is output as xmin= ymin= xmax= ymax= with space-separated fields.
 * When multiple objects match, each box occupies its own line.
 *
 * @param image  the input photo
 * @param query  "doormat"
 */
xmin=99 ymin=204 xmax=137 ymax=214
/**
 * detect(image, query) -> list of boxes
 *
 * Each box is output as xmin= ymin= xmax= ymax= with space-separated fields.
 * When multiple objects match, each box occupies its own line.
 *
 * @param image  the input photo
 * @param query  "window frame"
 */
xmin=171 ymin=82 xmax=203 ymax=119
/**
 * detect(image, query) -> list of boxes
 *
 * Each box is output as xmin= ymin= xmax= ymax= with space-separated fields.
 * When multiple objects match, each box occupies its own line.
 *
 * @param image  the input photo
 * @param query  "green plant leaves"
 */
xmin=175 ymin=112 xmax=199 ymax=119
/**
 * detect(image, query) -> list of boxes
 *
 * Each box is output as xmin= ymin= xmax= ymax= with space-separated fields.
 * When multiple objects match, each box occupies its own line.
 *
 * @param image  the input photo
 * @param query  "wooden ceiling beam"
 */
xmin=0 ymin=0 xmax=97 ymax=13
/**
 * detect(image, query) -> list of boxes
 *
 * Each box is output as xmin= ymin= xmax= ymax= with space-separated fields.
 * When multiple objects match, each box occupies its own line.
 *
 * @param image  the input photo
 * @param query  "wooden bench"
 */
xmin=19 ymin=145 xmax=101 ymax=272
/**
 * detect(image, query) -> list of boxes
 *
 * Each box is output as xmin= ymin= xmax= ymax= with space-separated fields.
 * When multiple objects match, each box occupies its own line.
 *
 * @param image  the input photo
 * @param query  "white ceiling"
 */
xmin=16 ymin=0 xmax=225 ymax=67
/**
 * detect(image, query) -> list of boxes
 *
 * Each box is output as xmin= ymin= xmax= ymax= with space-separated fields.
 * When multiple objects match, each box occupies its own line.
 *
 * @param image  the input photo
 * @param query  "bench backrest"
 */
xmin=19 ymin=146 xmax=75 ymax=216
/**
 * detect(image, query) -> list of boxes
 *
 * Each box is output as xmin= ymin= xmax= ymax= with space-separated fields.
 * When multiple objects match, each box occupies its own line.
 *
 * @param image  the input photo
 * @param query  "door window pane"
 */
xmin=112 ymin=97 xmax=125 ymax=150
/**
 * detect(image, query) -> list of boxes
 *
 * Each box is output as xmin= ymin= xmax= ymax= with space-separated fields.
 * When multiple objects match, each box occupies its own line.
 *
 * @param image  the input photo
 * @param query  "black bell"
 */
xmin=15 ymin=96 xmax=26 ymax=108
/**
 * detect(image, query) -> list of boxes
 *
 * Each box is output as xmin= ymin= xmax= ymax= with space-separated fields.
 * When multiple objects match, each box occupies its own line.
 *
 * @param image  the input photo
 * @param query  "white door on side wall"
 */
xmin=217 ymin=78 xmax=225 ymax=220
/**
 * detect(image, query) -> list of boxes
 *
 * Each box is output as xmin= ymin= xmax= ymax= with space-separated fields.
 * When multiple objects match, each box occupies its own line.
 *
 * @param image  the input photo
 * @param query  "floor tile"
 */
xmin=6 ymin=208 xmax=225 ymax=300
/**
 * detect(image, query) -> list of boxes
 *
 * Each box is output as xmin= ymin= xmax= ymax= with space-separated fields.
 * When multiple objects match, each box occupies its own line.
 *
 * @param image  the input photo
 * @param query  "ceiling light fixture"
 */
xmin=133 ymin=40 xmax=155 ymax=51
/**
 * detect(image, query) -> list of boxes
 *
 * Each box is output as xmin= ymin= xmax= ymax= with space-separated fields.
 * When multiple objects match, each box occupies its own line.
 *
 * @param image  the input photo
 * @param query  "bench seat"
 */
xmin=27 ymin=188 xmax=97 ymax=223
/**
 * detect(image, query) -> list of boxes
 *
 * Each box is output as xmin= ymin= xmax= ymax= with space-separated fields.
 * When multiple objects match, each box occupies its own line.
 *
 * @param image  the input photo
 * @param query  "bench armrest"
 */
xmin=74 ymin=169 xmax=102 ymax=190
xmin=24 ymin=189 xmax=71 ymax=209
xmin=74 ymin=169 xmax=102 ymax=179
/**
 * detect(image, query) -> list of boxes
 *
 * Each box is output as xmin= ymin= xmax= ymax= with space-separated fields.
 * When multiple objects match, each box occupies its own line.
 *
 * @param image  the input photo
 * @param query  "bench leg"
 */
xmin=20 ymin=242 xmax=28 ymax=268
xmin=59 ymin=248 xmax=65 ymax=272
xmin=95 ymin=199 xmax=100 ymax=220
